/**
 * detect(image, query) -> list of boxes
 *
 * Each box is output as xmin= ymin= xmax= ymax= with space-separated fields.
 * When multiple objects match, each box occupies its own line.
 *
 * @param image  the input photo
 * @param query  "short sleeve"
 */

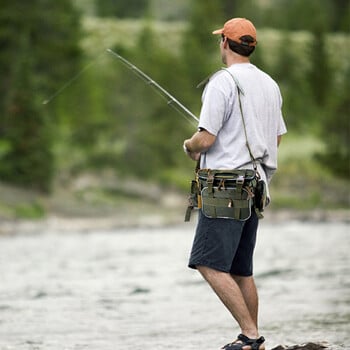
xmin=198 ymin=75 xmax=230 ymax=136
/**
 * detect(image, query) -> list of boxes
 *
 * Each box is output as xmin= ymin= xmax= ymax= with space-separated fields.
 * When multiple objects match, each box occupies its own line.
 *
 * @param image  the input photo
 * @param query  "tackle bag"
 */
xmin=185 ymin=168 xmax=264 ymax=221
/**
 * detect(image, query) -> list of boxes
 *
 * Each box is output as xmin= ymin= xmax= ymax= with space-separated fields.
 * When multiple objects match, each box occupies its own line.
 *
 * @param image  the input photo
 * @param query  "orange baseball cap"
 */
xmin=213 ymin=18 xmax=257 ymax=46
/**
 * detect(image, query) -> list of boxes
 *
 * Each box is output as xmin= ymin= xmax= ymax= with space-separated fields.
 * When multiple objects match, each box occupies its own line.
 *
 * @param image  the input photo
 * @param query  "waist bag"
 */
xmin=185 ymin=168 xmax=265 ymax=221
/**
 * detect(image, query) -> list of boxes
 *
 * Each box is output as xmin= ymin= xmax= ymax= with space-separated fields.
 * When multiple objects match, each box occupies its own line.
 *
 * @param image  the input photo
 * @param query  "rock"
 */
xmin=271 ymin=342 xmax=329 ymax=350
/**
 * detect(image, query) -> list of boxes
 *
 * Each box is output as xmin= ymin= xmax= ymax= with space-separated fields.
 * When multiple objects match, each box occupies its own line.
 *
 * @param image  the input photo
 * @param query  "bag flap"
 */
xmin=197 ymin=168 xmax=256 ymax=181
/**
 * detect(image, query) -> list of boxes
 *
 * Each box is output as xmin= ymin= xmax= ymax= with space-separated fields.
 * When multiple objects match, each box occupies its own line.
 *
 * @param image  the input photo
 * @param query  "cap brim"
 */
xmin=212 ymin=28 xmax=224 ymax=35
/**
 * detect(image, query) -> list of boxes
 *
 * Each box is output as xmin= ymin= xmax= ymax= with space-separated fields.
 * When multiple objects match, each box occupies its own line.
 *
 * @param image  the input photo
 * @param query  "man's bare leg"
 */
xmin=197 ymin=265 xmax=259 ymax=339
xmin=232 ymin=274 xmax=259 ymax=327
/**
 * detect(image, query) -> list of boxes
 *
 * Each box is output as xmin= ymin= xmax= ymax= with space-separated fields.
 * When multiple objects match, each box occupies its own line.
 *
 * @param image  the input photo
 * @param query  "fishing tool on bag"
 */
xmin=185 ymin=69 xmax=267 ymax=222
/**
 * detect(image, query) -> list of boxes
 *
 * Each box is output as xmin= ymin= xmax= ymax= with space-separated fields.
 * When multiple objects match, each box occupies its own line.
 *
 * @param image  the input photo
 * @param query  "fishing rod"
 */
xmin=106 ymin=48 xmax=199 ymax=127
xmin=42 ymin=48 xmax=199 ymax=127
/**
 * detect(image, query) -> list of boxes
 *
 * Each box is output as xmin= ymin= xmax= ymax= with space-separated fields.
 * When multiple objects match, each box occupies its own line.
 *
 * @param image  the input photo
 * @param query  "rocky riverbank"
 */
xmin=0 ymin=178 xmax=349 ymax=235
xmin=271 ymin=342 xmax=329 ymax=350
xmin=1 ymin=206 xmax=349 ymax=236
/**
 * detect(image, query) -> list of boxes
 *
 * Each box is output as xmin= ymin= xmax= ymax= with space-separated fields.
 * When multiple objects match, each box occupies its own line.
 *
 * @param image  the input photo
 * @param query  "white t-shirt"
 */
xmin=198 ymin=63 xmax=287 ymax=195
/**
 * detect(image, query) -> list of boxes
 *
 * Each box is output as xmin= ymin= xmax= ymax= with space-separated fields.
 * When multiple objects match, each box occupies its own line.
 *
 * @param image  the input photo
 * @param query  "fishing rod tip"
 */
xmin=106 ymin=48 xmax=119 ymax=57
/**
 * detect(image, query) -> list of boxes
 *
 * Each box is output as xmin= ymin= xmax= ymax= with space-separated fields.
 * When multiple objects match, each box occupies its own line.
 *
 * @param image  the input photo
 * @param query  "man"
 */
xmin=183 ymin=18 xmax=287 ymax=350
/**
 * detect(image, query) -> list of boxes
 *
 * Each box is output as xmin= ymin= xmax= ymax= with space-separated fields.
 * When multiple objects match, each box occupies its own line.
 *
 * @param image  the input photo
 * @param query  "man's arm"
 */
xmin=277 ymin=135 xmax=282 ymax=146
xmin=183 ymin=129 xmax=216 ymax=161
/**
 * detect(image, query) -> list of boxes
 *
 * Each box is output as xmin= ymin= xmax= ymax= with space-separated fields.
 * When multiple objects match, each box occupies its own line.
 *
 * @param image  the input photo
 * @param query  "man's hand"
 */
xmin=183 ymin=140 xmax=201 ymax=161
xmin=183 ymin=129 xmax=216 ymax=161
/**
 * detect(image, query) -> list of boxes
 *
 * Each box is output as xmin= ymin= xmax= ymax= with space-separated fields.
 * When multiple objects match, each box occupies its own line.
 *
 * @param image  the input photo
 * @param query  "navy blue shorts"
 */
xmin=188 ymin=210 xmax=259 ymax=276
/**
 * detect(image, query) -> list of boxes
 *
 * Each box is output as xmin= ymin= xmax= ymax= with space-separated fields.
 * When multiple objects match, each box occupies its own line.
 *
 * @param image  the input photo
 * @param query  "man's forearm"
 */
xmin=184 ymin=130 xmax=216 ymax=153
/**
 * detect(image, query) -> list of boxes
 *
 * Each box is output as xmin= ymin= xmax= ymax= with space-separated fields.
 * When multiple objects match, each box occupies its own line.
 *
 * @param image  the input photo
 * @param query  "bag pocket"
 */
xmin=201 ymin=186 xmax=252 ymax=221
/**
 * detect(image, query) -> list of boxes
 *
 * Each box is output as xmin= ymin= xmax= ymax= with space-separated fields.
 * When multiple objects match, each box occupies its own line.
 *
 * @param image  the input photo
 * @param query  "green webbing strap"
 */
xmin=202 ymin=197 xmax=250 ymax=208
xmin=255 ymin=207 xmax=264 ymax=219
xmin=184 ymin=205 xmax=192 ymax=222
xmin=184 ymin=157 xmax=202 ymax=222
xmin=207 ymin=171 xmax=214 ymax=194
xmin=202 ymin=201 xmax=251 ymax=220
xmin=235 ymin=174 xmax=244 ymax=194
xmin=185 ymin=180 xmax=197 ymax=222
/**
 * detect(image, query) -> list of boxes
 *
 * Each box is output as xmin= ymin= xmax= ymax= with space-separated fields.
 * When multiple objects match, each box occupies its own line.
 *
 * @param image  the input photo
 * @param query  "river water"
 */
xmin=0 ymin=217 xmax=349 ymax=350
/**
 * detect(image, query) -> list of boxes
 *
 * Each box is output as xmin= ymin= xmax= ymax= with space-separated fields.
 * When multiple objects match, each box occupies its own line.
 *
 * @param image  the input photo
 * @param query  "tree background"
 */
xmin=0 ymin=0 xmax=349 ymax=218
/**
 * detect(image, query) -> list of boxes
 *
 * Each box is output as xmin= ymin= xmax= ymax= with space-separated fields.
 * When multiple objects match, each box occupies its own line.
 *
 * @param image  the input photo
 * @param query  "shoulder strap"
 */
xmin=223 ymin=69 xmax=257 ymax=171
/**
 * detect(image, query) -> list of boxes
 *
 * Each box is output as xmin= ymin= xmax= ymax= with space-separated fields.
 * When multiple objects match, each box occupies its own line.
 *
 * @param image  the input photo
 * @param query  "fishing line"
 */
xmin=42 ymin=51 xmax=106 ymax=105
xmin=42 ymin=48 xmax=199 ymax=129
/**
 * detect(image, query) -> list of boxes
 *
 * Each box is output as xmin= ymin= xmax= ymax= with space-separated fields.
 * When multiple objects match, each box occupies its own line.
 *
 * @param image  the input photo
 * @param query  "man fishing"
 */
xmin=183 ymin=18 xmax=287 ymax=350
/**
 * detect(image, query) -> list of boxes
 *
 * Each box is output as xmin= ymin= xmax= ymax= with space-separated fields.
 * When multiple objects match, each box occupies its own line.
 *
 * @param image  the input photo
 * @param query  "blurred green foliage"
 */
xmin=0 ymin=0 xmax=82 ymax=192
xmin=96 ymin=0 xmax=148 ymax=18
xmin=0 ymin=0 xmax=349 ymax=200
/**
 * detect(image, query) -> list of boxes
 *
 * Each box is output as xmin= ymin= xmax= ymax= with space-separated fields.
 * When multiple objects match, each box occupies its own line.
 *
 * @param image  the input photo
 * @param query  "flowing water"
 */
xmin=0 ymin=217 xmax=349 ymax=350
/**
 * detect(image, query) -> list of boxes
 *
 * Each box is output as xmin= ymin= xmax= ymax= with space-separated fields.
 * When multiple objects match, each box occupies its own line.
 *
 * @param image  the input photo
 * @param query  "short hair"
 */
xmin=226 ymin=35 xmax=256 ymax=57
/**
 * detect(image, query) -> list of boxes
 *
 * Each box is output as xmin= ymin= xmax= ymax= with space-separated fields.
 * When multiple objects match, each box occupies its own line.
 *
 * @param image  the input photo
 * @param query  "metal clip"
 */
xmin=236 ymin=175 xmax=244 ymax=185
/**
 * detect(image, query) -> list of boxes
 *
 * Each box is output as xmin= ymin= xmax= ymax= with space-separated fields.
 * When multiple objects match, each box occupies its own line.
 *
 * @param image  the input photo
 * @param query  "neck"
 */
xmin=225 ymin=52 xmax=250 ymax=67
